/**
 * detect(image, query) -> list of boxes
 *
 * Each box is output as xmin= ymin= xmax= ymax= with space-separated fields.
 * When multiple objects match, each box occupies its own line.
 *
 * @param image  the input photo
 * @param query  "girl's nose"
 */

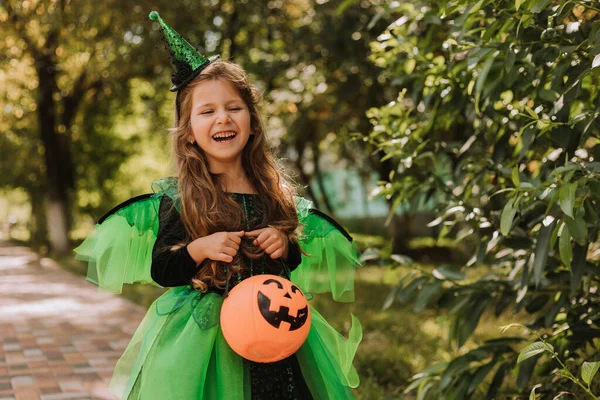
xmin=216 ymin=109 xmax=231 ymax=124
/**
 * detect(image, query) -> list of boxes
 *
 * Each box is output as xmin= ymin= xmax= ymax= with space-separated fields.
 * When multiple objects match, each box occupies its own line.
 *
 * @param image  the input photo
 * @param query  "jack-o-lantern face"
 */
xmin=220 ymin=274 xmax=312 ymax=363
xmin=257 ymin=278 xmax=309 ymax=331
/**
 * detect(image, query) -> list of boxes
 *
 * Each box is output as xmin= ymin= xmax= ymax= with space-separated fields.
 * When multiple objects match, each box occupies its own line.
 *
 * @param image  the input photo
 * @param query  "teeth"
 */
xmin=213 ymin=132 xmax=236 ymax=139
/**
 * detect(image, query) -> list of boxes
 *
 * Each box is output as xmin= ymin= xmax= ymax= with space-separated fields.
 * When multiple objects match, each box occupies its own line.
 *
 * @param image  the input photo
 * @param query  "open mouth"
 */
xmin=212 ymin=131 xmax=237 ymax=143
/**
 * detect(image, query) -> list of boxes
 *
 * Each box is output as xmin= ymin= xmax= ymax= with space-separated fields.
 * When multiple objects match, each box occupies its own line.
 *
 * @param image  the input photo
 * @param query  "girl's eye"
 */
xmin=229 ymin=107 xmax=242 ymax=111
xmin=200 ymin=110 xmax=214 ymax=115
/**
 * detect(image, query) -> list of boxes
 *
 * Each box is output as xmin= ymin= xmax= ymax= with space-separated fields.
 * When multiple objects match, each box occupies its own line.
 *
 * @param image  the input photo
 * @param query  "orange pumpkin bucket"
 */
xmin=220 ymin=274 xmax=312 ymax=363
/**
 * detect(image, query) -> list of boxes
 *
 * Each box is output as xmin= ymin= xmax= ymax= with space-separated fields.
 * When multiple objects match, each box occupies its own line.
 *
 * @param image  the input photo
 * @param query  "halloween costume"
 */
xmin=74 ymin=178 xmax=362 ymax=399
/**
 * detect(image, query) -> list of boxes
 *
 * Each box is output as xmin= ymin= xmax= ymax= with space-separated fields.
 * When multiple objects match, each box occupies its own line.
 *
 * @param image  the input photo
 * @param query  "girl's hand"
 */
xmin=187 ymin=231 xmax=244 ymax=265
xmin=244 ymin=228 xmax=289 ymax=259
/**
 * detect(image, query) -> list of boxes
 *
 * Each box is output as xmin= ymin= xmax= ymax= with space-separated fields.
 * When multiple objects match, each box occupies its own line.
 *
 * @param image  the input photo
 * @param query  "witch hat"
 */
xmin=149 ymin=11 xmax=219 ymax=92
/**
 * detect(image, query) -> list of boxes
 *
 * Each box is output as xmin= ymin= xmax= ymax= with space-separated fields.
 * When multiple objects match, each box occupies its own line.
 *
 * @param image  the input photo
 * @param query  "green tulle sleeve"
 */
xmin=292 ymin=197 xmax=362 ymax=302
xmin=74 ymin=194 xmax=162 ymax=293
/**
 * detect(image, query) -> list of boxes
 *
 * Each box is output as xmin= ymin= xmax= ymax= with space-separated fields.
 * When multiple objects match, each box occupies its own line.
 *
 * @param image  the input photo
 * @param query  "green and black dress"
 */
xmin=75 ymin=177 xmax=362 ymax=400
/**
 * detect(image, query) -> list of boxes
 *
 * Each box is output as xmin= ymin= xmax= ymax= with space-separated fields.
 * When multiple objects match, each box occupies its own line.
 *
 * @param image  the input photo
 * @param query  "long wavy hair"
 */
xmin=170 ymin=60 xmax=299 ymax=292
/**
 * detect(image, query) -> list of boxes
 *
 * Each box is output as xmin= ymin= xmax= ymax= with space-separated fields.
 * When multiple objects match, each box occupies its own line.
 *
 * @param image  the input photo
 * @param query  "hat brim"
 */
xmin=170 ymin=55 xmax=220 ymax=92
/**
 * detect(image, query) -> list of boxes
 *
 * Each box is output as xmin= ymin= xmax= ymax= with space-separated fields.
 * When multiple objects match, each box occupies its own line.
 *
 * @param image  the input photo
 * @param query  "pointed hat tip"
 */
xmin=149 ymin=11 xmax=160 ymax=21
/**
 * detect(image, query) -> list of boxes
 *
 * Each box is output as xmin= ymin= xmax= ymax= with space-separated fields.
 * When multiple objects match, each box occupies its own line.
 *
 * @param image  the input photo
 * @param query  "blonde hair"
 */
xmin=170 ymin=60 xmax=298 ymax=292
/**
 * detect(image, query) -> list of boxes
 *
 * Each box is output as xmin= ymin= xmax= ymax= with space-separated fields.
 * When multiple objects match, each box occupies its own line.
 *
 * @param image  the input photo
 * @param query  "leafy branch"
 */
xmin=501 ymin=323 xmax=600 ymax=399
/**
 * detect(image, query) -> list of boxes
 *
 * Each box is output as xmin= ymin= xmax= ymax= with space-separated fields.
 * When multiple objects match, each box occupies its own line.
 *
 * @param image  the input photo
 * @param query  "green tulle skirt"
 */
xmin=74 ymin=182 xmax=363 ymax=399
xmin=110 ymin=286 xmax=361 ymax=400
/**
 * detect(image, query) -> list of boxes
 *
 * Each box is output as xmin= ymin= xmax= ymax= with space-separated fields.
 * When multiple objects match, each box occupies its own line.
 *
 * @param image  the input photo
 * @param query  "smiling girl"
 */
xmin=75 ymin=11 xmax=362 ymax=400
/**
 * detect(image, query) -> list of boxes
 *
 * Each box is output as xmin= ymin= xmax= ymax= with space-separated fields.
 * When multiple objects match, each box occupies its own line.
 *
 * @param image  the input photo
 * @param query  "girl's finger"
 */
xmin=269 ymin=248 xmax=283 ymax=259
xmin=220 ymin=246 xmax=237 ymax=257
xmin=226 ymin=239 xmax=240 ymax=250
xmin=255 ymin=230 xmax=272 ymax=246
xmin=228 ymin=233 xmax=243 ymax=245
xmin=244 ymin=229 xmax=264 ymax=237
xmin=217 ymin=253 xmax=234 ymax=263
xmin=257 ymin=235 xmax=277 ymax=249
xmin=264 ymin=242 xmax=281 ymax=255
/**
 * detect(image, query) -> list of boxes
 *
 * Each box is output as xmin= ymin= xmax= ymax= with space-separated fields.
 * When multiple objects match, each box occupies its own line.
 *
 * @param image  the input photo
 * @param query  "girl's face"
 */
xmin=189 ymin=78 xmax=252 ymax=171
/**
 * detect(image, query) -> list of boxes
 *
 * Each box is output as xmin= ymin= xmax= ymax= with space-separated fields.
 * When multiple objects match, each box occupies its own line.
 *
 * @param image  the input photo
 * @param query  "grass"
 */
xmin=309 ymin=266 xmax=441 ymax=398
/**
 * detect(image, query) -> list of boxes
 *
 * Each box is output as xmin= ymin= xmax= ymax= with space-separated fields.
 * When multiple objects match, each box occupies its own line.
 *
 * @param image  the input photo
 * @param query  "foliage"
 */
xmin=0 ymin=0 xmax=172 ymax=248
xmin=367 ymin=0 xmax=600 ymax=397
xmin=1 ymin=0 xmax=394 ymax=246
xmin=503 ymin=323 xmax=600 ymax=399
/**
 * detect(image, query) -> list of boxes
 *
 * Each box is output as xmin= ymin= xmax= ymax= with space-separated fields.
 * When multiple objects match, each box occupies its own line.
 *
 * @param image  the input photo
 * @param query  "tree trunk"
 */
xmin=312 ymin=143 xmax=335 ymax=217
xmin=293 ymin=141 xmax=321 ymax=210
xmin=36 ymin=53 xmax=72 ymax=255
xmin=27 ymin=187 xmax=48 ymax=250
xmin=375 ymin=156 xmax=415 ymax=255
xmin=391 ymin=214 xmax=412 ymax=255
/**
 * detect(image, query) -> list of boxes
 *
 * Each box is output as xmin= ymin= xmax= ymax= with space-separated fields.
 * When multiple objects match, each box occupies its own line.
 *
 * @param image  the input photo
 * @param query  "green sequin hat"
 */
xmin=149 ymin=11 xmax=219 ymax=92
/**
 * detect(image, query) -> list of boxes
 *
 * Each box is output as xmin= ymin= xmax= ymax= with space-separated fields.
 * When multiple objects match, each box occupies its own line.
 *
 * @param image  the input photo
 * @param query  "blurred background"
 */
xmin=1 ymin=0 xmax=600 ymax=398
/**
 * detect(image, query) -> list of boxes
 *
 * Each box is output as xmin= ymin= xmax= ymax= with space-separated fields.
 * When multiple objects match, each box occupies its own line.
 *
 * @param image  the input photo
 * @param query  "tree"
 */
xmin=368 ymin=0 xmax=600 ymax=397
xmin=1 ymin=0 xmax=162 ymax=252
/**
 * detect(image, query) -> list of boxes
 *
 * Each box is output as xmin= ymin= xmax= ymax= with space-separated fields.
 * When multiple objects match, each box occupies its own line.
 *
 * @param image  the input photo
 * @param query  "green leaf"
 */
xmin=517 ymin=341 xmax=553 ymax=363
xmin=584 ymin=199 xmax=598 ymax=224
xmin=383 ymin=286 xmax=399 ymax=310
xmin=559 ymin=182 xmax=577 ymax=218
xmin=589 ymin=180 xmax=600 ymax=196
xmin=530 ymin=0 xmax=551 ymax=13
xmin=554 ymin=368 xmax=572 ymax=380
xmin=582 ymin=361 xmax=600 ymax=385
xmin=505 ymin=48 xmax=516 ymax=72
xmin=405 ymin=59 xmax=416 ymax=74
xmin=570 ymin=243 xmax=588 ymax=294
xmin=403 ymin=376 xmax=425 ymax=394
xmin=524 ymin=106 xmax=539 ymax=120
xmin=593 ymin=53 xmax=600 ymax=69
xmin=515 ymin=0 xmax=524 ymax=10
xmin=559 ymin=222 xmax=573 ymax=270
xmin=525 ymin=294 xmax=550 ymax=313
xmin=550 ymin=220 xmax=561 ymax=252
xmin=432 ymin=265 xmax=466 ymax=281
xmin=469 ymin=0 xmax=485 ymax=15
xmin=475 ymin=54 xmax=496 ymax=97
xmin=416 ymin=380 xmax=435 ymax=400
xmin=456 ymin=295 xmax=490 ymax=346
xmin=487 ymin=362 xmax=509 ymax=398
xmin=391 ymin=254 xmax=414 ymax=266
xmin=441 ymin=349 xmax=489 ymax=390
xmin=396 ymin=276 xmax=429 ymax=303
xmin=501 ymin=197 xmax=518 ymax=236
xmin=544 ymin=294 xmax=566 ymax=327
xmin=413 ymin=280 xmax=442 ymax=313
xmin=519 ymin=181 xmax=533 ymax=189
xmin=467 ymin=361 xmax=497 ymax=395
xmin=529 ymin=386 xmax=537 ymax=400
xmin=440 ymin=356 xmax=470 ymax=390
xmin=511 ymin=166 xmax=521 ymax=187
xmin=538 ymin=89 xmax=560 ymax=102
xmin=533 ymin=220 xmax=556 ymax=287
xmin=518 ymin=355 xmax=539 ymax=388
xmin=564 ymin=215 xmax=587 ymax=246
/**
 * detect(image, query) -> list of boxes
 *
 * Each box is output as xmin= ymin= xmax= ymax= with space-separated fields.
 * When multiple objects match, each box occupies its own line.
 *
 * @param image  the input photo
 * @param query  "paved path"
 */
xmin=0 ymin=242 xmax=147 ymax=400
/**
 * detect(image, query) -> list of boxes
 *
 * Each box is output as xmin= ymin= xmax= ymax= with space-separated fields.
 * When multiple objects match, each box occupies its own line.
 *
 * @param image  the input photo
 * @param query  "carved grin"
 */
xmin=257 ymin=290 xmax=309 ymax=331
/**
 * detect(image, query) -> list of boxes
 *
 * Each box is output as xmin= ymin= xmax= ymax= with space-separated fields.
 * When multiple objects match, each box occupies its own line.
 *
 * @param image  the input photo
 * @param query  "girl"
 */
xmin=75 ymin=11 xmax=362 ymax=400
